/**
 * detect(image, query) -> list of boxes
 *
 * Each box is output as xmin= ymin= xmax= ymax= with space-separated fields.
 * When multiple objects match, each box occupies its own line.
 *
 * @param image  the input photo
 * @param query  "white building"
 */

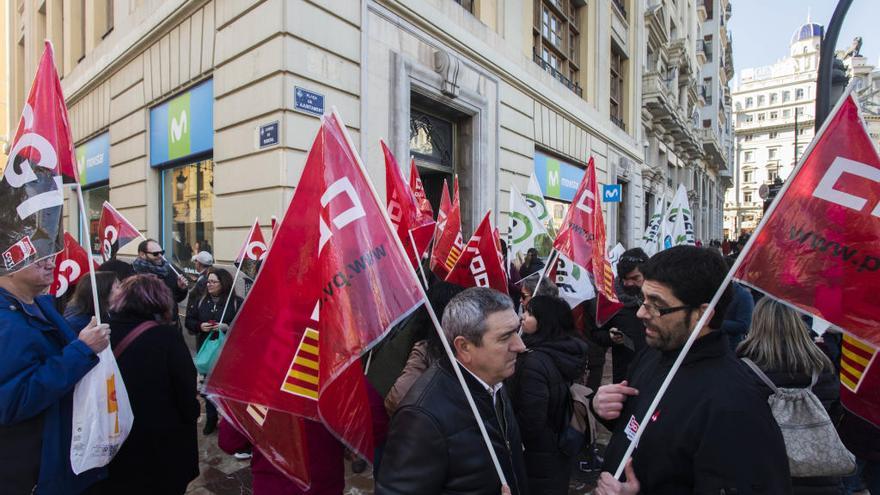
xmin=847 ymin=51 xmax=880 ymax=153
xmin=725 ymin=19 xmax=821 ymax=236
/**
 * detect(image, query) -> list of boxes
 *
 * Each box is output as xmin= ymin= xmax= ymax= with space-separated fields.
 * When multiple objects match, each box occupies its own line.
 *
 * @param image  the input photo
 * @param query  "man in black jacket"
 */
xmin=132 ymin=239 xmax=188 ymax=302
xmin=376 ymin=287 xmax=529 ymax=495
xmin=592 ymin=246 xmax=791 ymax=494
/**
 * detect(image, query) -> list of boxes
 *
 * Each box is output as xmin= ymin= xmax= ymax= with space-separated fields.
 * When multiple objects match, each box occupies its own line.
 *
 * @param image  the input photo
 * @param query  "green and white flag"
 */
xmin=641 ymin=194 xmax=665 ymax=256
xmin=525 ymin=172 xmax=549 ymax=222
xmin=553 ymin=253 xmax=596 ymax=307
xmin=662 ymin=184 xmax=695 ymax=248
xmin=508 ymin=183 xmax=548 ymax=267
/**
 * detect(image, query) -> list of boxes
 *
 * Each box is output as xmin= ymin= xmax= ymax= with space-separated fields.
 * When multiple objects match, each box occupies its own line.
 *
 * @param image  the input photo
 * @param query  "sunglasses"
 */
xmin=147 ymin=250 xmax=165 ymax=256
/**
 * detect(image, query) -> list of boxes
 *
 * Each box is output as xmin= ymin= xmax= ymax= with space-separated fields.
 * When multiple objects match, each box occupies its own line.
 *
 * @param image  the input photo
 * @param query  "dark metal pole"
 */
xmin=815 ymin=0 xmax=854 ymax=130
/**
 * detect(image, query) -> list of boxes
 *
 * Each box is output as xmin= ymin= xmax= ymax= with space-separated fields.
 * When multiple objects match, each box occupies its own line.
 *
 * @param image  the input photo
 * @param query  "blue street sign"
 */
xmin=603 ymin=184 xmax=622 ymax=202
xmin=294 ymin=86 xmax=325 ymax=116
xmin=259 ymin=121 xmax=279 ymax=148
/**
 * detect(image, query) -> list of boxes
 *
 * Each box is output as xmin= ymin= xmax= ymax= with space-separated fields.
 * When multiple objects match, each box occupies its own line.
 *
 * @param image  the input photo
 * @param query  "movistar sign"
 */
xmin=533 ymin=151 xmax=585 ymax=202
xmin=149 ymin=79 xmax=213 ymax=166
xmin=75 ymin=132 xmax=110 ymax=185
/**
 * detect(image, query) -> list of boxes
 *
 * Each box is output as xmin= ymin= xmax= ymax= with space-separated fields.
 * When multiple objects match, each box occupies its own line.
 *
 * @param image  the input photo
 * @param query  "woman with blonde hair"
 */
xmin=737 ymin=297 xmax=843 ymax=494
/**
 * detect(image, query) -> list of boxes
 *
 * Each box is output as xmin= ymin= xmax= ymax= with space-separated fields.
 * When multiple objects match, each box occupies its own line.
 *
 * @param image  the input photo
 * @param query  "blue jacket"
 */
xmin=721 ymin=283 xmax=755 ymax=351
xmin=0 ymin=288 xmax=105 ymax=494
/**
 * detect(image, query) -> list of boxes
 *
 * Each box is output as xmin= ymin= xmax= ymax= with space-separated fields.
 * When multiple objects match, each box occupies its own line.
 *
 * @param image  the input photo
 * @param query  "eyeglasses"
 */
xmin=147 ymin=250 xmax=165 ymax=256
xmin=33 ymin=257 xmax=55 ymax=268
xmin=640 ymin=301 xmax=691 ymax=317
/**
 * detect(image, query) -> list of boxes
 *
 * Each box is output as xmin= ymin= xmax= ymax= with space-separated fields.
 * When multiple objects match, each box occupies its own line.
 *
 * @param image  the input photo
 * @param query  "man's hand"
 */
xmin=595 ymin=459 xmax=640 ymax=495
xmin=610 ymin=328 xmax=625 ymax=345
xmin=501 ymin=484 xmax=511 ymax=495
xmin=79 ymin=317 xmax=111 ymax=353
xmin=176 ymin=275 xmax=188 ymax=290
xmin=592 ymin=380 xmax=639 ymax=420
xmin=200 ymin=322 xmax=216 ymax=333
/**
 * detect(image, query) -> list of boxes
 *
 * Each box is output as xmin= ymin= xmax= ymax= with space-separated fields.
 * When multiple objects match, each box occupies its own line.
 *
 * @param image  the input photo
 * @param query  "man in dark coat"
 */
xmin=592 ymin=246 xmax=791 ymax=494
xmin=376 ymin=287 xmax=528 ymax=495
xmin=132 ymin=239 xmax=188 ymax=302
xmin=592 ymin=248 xmax=648 ymax=383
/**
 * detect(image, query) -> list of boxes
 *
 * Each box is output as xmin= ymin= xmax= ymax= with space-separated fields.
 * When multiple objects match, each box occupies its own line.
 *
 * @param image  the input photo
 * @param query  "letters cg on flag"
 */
xmin=236 ymin=218 xmax=268 ymax=280
xmin=206 ymin=112 xmax=424 ymax=486
xmin=51 ymin=232 xmax=100 ymax=297
xmin=0 ymin=41 xmax=78 ymax=275
xmin=98 ymin=201 xmax=142 ymax=261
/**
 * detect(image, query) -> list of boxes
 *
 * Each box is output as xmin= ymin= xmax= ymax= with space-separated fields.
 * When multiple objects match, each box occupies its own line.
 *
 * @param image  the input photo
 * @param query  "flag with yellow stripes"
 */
xmin=840 ymin=334 xmax=880 ymax=428
xmin=281 ymin=328 xmax=320 ymax=400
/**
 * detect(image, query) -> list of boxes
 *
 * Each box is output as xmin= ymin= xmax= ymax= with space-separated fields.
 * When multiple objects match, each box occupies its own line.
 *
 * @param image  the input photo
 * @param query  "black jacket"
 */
xmin=91 ymin=315 xmax=200 ymax=494
xmin=762 ymin=368 xmax=843 ymax=495
xmin=184 ymin=292 xmax=242 ymax=351
xmin=376 ymin=361 xmax=529 ymax=495
xmin=592 ymin=282 xmax=646 ymax=383
xmin=507 ymin=334 xmax=588 ymax=494
xmin=598 ymin=331 xmax=792 ymax=494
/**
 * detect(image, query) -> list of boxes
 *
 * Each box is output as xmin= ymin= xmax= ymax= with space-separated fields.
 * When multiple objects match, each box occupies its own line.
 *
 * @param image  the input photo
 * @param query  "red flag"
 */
xmin=206 ymin=112 xmax=424 ymax=483
xmin=445 ymin=211 xmax=508 ymax=294
xmin=493 ymin=226 xmax=508 ymax=287
xmin=270 ymin=215 xmax=279 ymax=246
xmin=435 ymin=179 xmax=452 ymax=235
xmin=236 ymin=219 xmax=268 ymax=280
xmin=734 ymin=94 xmax=880 ymax=348
xmin=409 ymin=159 xmax=434 ymax=219
xmin=382 ymin=141 xmax=435 ymax=267
xmin=839 ymin=334 xmax=880 ymax=427
xmin=431 ymin=177 xmax=463 ymax=279
xmin=553 ymin=158 xmax=622 ymax=325
xmin=50 ymin=232 xmax=100 ymax=297
xmin=98 ymin=202 xmax=141 ymax=261
xmin=0 ymin=42 xmax=76 ymax=275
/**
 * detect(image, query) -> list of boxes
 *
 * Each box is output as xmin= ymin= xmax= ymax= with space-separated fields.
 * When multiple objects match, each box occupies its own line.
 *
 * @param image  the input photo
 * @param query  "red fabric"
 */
xmin=50 ymin=232 xmax=99 ymax=297
xmin=409 ymin=158 xmax=434 ymax=220
xmin=98 ymin=201 xmax=141 ymax=261
xmin=445 ymin=211 xmax=508 ymax=294
xmin=206 ymin=113 xmax=424 ymax=486
xmin=734 ymin=95 xmax=880 ymax=348
xmin=839 ymin=335 xmax=880 ymax=428
xmin=382 ymin=141 xmax=435 ymax=267
xmin=236 ymin=219 xmax=268 ymax=280
xmin=431 ymin=177 xmax=463 ymax=279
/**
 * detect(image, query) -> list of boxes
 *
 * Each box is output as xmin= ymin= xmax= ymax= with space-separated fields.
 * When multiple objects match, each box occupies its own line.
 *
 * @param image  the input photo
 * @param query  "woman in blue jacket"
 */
xmin=0 ymin=257 xmax=110 ymax=494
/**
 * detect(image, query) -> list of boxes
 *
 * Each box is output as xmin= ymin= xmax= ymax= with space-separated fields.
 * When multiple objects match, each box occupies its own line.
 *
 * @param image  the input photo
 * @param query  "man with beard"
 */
xmin=132 ymin=239 xmax=188 ymax=303
xmin=591 ymin=248 xmax=648 ymax=383
xmin=591 ymin=246 xmax=790 ymax=495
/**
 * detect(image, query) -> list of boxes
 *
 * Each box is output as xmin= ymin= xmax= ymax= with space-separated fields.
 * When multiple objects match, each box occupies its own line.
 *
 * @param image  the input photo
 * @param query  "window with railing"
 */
xmin=703 ymin=35 xmax=713 ymax=62
xmin=610 ymin=46 xmax=626 ymax=130
xmin=532 ymin=0 xmax=584 ymax=97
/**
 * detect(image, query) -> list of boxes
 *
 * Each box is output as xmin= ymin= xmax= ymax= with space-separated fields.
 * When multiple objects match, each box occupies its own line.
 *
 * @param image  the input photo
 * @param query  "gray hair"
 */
xmin=442 ymin=287 xmax=514 ymax=352
xmin=521 ymin=275 xmax=558 ymax=298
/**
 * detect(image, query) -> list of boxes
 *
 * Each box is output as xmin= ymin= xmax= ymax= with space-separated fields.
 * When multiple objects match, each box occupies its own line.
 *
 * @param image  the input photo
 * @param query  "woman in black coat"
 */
xmin=507 ymin=295 xmax=589 ymax=495
xmin=738 ymin=298 xmax=843 ymax=495
xmin=90 ymin=274 xmax=199 ymax=495
xmin=184 ymin=267 xmax=243 ymax=434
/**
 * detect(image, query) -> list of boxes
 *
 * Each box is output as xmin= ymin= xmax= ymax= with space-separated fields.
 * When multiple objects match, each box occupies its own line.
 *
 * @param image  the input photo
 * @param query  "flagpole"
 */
xmin=408 ymin=229 xmax=430 ymax=289
xmin=611 ymin=85 xmax=858 ymax=480
xmin=74 ymin=184 xmax=103 ymax=325
xmin=334 ymin=110 xmax=509 ymax=487
xmin=533 ymin=249 xmax=559 ymax=297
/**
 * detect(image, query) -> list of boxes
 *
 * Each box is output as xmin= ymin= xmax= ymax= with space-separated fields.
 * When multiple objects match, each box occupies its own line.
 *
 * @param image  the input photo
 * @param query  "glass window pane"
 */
xmin=409 ymin=110 xmax=453 ymax=169
xmin=81 ymin=185 xmax=110 ymax=255
xmin=162 ymin=160 xmax=215 ymax=274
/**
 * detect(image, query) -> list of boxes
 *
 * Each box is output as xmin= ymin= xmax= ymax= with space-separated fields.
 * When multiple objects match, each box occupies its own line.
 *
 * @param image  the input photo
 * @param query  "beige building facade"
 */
xmin=8 ymin=0 xmax=732 ymax=271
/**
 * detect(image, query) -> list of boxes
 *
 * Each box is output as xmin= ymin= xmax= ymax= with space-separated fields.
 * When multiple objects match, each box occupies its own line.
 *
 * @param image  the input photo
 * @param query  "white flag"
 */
xmin=525 ymin=173 xmax=549 ymax=222
xmin=508 ymin=183 xmax=549 ymax=267
xmin=662 ymin=184 xmax=695 ymax=248
xmin=607 ymin=243 xmax=626 ymax=277
xmin=641 ymin=195 xmax=665 ymax=256
xmin=553 ymin=253 xmax=596 ymax=307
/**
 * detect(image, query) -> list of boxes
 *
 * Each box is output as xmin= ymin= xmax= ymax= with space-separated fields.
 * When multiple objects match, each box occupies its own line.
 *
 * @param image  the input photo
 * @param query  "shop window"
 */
xmin=162 ymin=160 xmax=214 ymax=273
xmin=80 ymin=185 xmax=110 ymax=255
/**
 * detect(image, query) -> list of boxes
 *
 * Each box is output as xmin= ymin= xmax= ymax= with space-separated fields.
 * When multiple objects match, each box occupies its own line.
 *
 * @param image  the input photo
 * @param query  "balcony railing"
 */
xmin=611 ymin=114 xmax=626 ymax=131
xmin=532 ymin=50 xmax=583 ymax=97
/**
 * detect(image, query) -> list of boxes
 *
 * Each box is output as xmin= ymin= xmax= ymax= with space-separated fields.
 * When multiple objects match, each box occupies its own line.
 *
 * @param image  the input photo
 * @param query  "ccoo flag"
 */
xmin=0 ymin=42 xmax=78 ymax=275
xmin=508 ymin=183 xmax=549 ymax=268
xmin=50 ymin=232 xmax=100 ymax=297
xmin=734 ymin=93 xmax=880 ymax=349
xmin=431 ymin=176 xmax=464 ymax=279
xmin=641 ymin=195 xmax=665 ymax=256
xmin=97 ymin=202 xmax=141 ymax=261
xmin=206 ymin=112 xmax=424 ymax=484
xmin=383 ymin=141 xmax=436 ymax=267
xmin=445 ymin=211 xmax=508 ymax=294
xmin=409 ymin=159 xmax=434 ymax=220
xmin=662 ymin=184 xmax=695 ymax=249
xmin=236 ymin=219 xmax=268 ymax=280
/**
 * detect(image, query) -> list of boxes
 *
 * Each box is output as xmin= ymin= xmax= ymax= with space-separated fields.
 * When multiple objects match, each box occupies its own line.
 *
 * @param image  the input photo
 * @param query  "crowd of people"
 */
xmin=1 ymin=236 xmax=878 ymax=495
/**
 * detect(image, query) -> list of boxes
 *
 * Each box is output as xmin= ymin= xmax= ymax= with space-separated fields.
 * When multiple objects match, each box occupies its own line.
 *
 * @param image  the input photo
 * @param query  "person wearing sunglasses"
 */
xmin=591 ymin=246 xmax=790 ymax=495
xmin=133 ymin=239 xmax=188 ymax=303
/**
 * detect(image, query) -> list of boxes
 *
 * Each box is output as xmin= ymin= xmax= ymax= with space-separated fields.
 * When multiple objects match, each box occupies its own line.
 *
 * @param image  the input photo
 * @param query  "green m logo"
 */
xmin=168 ymin=92 xmax=191 ymax=160
xmin=546 ymin=159 xmax=561 ymax=199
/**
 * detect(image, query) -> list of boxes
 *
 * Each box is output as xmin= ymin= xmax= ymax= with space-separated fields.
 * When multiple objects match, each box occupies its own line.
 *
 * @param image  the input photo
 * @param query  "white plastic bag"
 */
xmin=70 ymin=347 xmax=134 ymax=474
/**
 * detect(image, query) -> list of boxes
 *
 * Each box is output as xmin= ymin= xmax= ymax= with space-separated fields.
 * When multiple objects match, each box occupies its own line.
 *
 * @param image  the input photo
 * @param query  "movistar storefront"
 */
xmin=149 ymin=79 xmax=214 ymax=273
xmin=75 ymin=132 xmax=111 ymax=255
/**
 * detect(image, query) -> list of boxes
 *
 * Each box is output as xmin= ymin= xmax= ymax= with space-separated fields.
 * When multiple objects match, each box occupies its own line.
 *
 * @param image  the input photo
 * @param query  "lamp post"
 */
xmin=815 ymin=0 xmax=854 ymax=129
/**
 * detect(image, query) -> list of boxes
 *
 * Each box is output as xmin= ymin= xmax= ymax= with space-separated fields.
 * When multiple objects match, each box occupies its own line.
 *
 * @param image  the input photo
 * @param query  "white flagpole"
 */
xmin=409 ymin=229 xmax=430 ymax=288
xmin=611 ymin=85 xmax=858 ymax=479
xmin=218 ymin=261 xmax=243 ymax=327
xmin=74 ymin=184 xmax=103 ymax=325
xmin=532 ymin=249 xmax=559 ymax=297
xmin=351 ymin=122 xmax=507 ymax=486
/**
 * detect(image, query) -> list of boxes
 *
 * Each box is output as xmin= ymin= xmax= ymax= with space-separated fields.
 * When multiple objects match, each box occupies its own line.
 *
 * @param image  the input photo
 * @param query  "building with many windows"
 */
xmin=8 ymin=0 xmax=737 ymax=270
xmin=641 ymin=0 xmax=733 ymax=243
xmin=725 ymin=18 xmax=820 ymax=237
xmin=847 ymin=49 xmax=880 ymax=153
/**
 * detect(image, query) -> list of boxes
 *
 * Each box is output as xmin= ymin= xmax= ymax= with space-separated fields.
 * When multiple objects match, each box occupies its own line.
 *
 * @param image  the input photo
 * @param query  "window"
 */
xmin=702 ymin=77 xmax=712 ymax=104
xmin=744 ymin=192 xmax=753 ymax=203
xmin=744 ymin=150 xmax=754 ymax=162
xmin=162 ymin=160 xmax=215 ymax=273
xmin=533 ymin=0 xmax=583 ymax=97
xmin=770 ymin=111 xmax=778 ymax=119
xmin=795 ymin=88 xmax=805 ymax=100
xmin=80 ymin=186 xmax=110 ymax=255
xmin=796 ymin=107 xmax=804 ymax=117
xmin=744 ymin=134 xmax=753 ymax=141
xmin=770 ymin=93 xmax=778 ymax=104
xmin=769 ymin=131 xmax=778 ymax=139
xmin=410 ymin=109 xmax=454 ymax=169
xmin=796 ymin=145 xmax=804 ymax=158
xmin=782 ymin=91 xmax=791 ymax=102
xmin=769 ymin=170 xmax=778 ymax=182
xmin=610 ymin=46 xmax=626 ymax=130
xmin=704 ymin=35 xmax=714 ymax=62
xmin=744 ymin=171 xmax=753 ymax=183
xmin=745 ymin=97 xmax=753 ymax=108
xmin=757 ymin=113 xmax=766 ymax=121
xmin=768 ymin=148 xmax=778 ymax=159
xmin=743 ymin=114 xmax=753 ymax=123
xmin=783 ymin=109 xmax=791 ymax=118
xmin=799 ymin=127 xmax=807 ymax=135
xmin=757 ymin=95 xmax=765 ymax=106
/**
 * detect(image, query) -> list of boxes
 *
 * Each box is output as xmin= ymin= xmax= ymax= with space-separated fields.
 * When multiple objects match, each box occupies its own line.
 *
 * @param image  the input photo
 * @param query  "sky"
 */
xmin=728 ymin=0 xmax=879 ymax=85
